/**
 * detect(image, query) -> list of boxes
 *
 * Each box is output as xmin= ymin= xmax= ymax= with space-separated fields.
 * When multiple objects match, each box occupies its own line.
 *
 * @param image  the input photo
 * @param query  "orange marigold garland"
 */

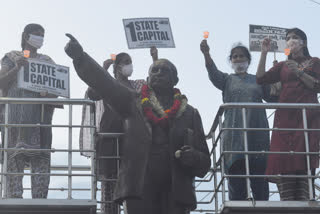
xmin=141 ymin=84 xmax=187 ymax=127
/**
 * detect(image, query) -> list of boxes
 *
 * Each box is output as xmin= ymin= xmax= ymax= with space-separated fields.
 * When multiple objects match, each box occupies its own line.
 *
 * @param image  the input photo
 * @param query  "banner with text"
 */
xmin=249 ymin=24 xmax=288 ymax=53
xmin=123 ymin=17 xmax=175 ymax=49
xmin=17 ymin=59 xmax=70 ymax=97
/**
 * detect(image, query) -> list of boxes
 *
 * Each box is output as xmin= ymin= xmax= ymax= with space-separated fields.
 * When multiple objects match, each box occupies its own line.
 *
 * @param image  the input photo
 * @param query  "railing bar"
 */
xmin=242 ymin=108 xmax=251 ymax=200
xmin=67 ymin=104 xmax=72 ymax=199
xmin=0 ymin=172 xmax=94 ymax=176
xmin=2 ymin=104 xmax=9 ymax=198
xmin=225 ymin=174 xmax=320 ymax=178
xmin=302 ymin=108 xmax=313 ymax=200
xmin=222 ymin=127 xmax=320 ymax=131
xmin=0 ymin=124 xmax=95 ymax=128
xmin=195 ymin=172 xmax=214 ymax=182
xmin=0 ymin=148 xmax=95 ymax=152
xmin=91 ymin=104 xmax=97 ymax=201
xmin=0 ymin=98 xmax=95 ymax=105
xmin=219 ymin=115 xmax=226 ymax=202
xmin=222 ymin=151 xmax=320 ymax=155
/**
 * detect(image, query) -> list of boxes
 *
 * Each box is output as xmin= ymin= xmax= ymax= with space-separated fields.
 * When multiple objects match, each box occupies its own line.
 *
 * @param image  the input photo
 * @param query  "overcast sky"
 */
xmin=1 ymin=0 xmax=319 ymax=208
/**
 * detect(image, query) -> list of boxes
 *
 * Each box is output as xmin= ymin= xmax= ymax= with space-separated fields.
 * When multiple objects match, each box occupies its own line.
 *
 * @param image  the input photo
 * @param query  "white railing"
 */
xmin=201 ymin=102 xmax=320 ymax=214
xmin=0 ymin=98 xmax=96 ymax=200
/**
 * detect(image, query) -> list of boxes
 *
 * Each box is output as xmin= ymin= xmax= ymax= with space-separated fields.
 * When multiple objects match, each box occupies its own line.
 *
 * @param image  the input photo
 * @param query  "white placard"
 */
xmin=249 ymin=24 xmax=288 ymax=53
xmin=17 ymin=59 xmax=70 ymax=97
xmin=123 ymin=17 xmax=175 ymax=49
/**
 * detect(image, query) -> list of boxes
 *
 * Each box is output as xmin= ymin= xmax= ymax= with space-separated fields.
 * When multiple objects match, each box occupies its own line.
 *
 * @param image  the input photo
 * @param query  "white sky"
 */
xmin=1 ymin=0 xmax=320 ymax=207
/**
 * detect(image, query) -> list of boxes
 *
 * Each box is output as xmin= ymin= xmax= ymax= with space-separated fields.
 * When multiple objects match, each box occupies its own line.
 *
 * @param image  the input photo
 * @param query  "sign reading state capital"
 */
xmin=123 ymin=17 xmax=175 ymax=49
xmin=17 ymin=59 xmax=70 ymax=98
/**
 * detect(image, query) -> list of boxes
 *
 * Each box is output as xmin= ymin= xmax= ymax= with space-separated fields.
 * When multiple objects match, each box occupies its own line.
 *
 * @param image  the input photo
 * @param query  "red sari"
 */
xmin=257 ymin=57 xmax=320 ymax=178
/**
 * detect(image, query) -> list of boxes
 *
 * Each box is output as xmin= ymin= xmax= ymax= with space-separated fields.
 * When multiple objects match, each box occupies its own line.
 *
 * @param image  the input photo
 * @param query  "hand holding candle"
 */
xmin=110 ymin=54 xmax=116 ymax=61
xmin=23 ymin=50 xmax=30 ymax=58
xmin=284 ymin=48 xmax=290 ymax=56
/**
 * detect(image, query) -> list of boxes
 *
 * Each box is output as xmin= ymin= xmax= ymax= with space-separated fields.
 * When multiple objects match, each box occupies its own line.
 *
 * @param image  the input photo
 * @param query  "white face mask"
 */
xmin=120 ymin=64 xmax=133 ymax=77
xmin=286 ymin=39 xmax=304 ymax=54
xmin=27 ymin=34 xmax=44 ymax=49
xmin=232 ymin=61 xmax=249 ymax=74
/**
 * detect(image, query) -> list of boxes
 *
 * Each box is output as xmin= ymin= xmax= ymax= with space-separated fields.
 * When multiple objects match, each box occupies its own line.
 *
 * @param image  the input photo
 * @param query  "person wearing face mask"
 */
xmin=0 ymin=23 xmax=57 ymax=198
xmin=80 ymin=52 xmax=147 ymax=213
xmin=257 ymin=28 xmax=320 ymax=201
xmin=200 ymin=40 xmax=271 ymax=201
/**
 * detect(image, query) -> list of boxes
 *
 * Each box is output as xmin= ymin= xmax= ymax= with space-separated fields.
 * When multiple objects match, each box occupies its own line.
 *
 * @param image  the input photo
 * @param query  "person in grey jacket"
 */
xmin=200 ymin=39 xmax=270 ymax=201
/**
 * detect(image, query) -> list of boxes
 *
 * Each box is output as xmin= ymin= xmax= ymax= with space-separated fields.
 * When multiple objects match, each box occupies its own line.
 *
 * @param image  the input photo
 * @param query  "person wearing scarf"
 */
xmin=257 ymin=28 xmax=320 ymax=201
xmin=0 ymin=23 xmax=57 ymax=198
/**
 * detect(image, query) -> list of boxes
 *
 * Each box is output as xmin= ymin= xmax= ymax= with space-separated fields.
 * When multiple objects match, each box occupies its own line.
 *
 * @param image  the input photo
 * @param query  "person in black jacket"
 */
xmin=65 ymin=34 xmax=211 ymax=214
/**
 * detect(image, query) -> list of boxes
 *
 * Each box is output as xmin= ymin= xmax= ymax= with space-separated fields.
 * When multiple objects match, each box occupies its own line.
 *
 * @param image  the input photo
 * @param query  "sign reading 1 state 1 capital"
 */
xmin=123 ymin=17 xmax=175 ymax=49
xmin=17 ymin=59 xmax=70 ymax=98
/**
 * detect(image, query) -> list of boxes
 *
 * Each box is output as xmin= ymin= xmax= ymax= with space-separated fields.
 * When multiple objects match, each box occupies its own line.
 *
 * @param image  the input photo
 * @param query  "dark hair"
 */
xmin=21 ymin=23 xmax=45 ymax=50
xmin=113 ymin=52 xmax=131 ymax=76
xmin=286 ymin=28 xmax=310 ymax=58
xmin=229 ymin=45 xmax=252 ymax=65
xmin=149 ymin=58 xmax=179 ymax=86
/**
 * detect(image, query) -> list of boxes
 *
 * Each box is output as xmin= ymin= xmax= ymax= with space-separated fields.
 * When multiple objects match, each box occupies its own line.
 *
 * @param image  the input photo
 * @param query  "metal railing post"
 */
xmin=241 ymin=108 xmax=251 ymax=199
xmin=219 ymin=115 xmax=226 ymax=203
xmin=90 ymin=104 xmax=96 ymax=200
xmin=117 ymin=137 xmax=121 ymax=214
xmin=302 ymin=108 xmax=313 ymax=200
xmin=212 ymin=131 xmax=218 ymax=214
xmin=2 ymin=104 xmax=9 ymax=198
xmin=67 ymin=104 xmax=73 ymax=199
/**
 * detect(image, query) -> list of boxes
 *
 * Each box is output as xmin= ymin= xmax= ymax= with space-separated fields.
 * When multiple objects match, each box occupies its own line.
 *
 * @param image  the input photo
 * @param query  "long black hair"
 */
xmin=286 ymin=28 xmax=310 ymax=59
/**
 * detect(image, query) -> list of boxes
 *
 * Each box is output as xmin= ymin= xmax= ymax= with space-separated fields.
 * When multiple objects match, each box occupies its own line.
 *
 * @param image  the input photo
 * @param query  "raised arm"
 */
xmin=200 ymin=39 xmax=228 ymax=91
xmin=65 ymin=34 xmax=134 ymax=117
xmin=257 ymin=38 xmax=270 ymax=79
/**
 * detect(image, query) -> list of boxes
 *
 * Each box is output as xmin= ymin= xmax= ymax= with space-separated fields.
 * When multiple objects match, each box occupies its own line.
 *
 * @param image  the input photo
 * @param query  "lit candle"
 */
xmin=23 ymin=50 xmax=30 ymax=58
xmin=284 ymin=48 xmax=290 ymax=56
xmin=203 ymin=31 xmax=209 ymax=39
xmin=111 ymin=54 xmax=116 ymax=61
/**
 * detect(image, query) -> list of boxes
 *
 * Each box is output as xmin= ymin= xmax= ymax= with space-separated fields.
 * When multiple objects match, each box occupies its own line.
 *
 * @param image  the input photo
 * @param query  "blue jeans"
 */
xmin=228 ymin=158 xmax=269 ymax=200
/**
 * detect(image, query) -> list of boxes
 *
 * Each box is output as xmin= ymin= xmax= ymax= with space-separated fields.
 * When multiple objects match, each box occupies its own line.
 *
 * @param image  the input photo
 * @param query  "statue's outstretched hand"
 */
xmin=65 ymin=33 xmax=84 ymax=60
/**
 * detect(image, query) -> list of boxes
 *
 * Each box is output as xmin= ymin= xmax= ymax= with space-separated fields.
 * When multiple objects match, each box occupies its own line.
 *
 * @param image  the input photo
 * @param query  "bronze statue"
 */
xmin=65 ymin=34 xmax=211 ymax=214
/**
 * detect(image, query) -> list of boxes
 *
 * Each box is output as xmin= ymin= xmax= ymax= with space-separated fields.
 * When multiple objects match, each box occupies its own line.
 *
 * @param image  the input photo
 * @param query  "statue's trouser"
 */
xmin=6 ymin=154 xmax=50 ymax=198
xmin=123 ymin=151 xmax=190 ymax=214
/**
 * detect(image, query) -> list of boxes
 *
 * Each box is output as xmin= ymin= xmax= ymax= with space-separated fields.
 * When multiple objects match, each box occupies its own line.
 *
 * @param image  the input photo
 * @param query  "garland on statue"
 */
xmin=141 ymin=84 xmax=188 ymax=127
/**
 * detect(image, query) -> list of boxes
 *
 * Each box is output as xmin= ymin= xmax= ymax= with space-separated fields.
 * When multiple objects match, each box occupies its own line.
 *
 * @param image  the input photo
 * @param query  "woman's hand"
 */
xmin=103 ymin=59 xmax=113 ymax=71
xmin=200 ymin=39 xmax=210 ymax=55
xmin=286 ymin=60 xmax=299 ymax=74
xmin=150 ymin=46 xmax=158 ymax=62
xmin=261 ymin=38 xmax=271 ymax=54
xmin=16 ymin=57 xmax=29 ymax=69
